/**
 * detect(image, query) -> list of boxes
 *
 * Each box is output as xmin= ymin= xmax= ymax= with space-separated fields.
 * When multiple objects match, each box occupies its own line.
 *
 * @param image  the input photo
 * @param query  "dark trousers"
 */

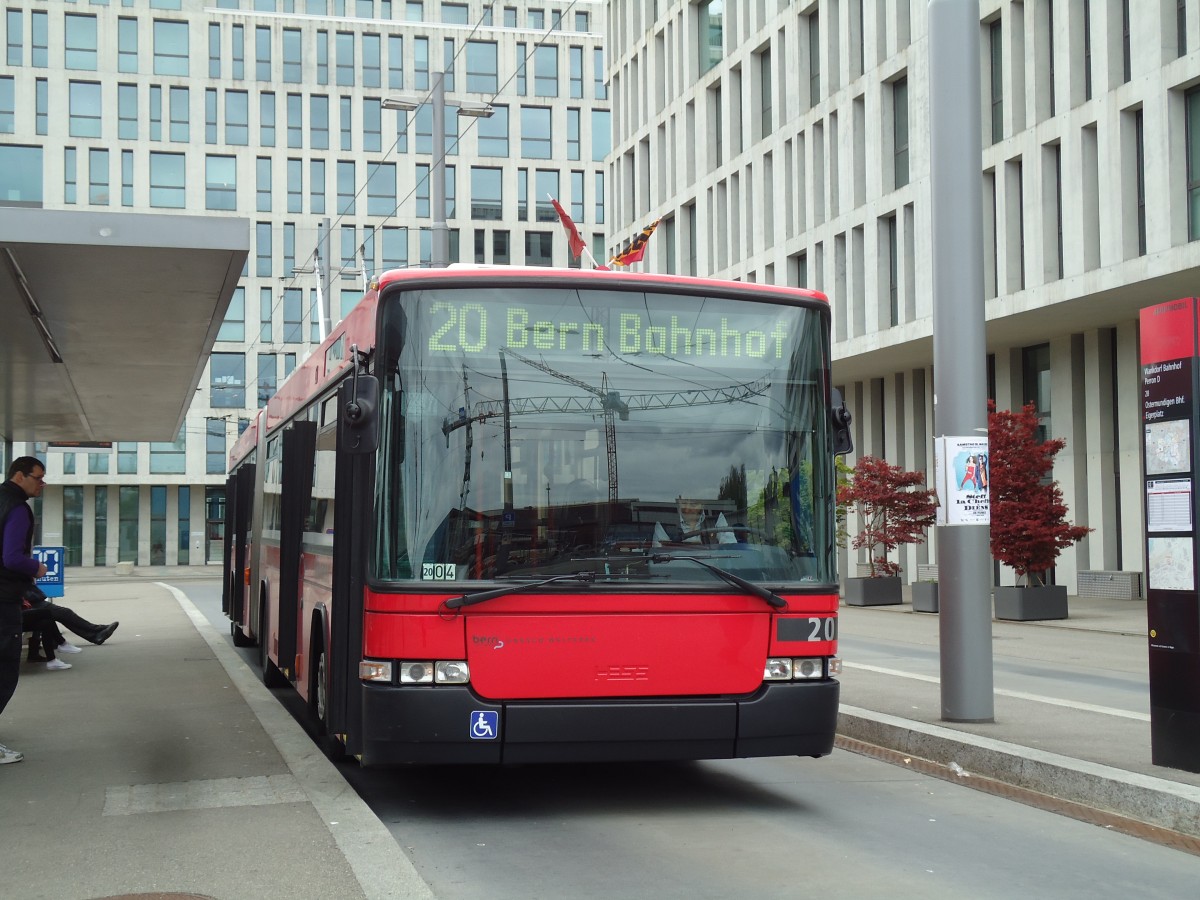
xmin=0 ymin=602 xmax=22 ymax=718
xmin=22 ymin=604 xmax=101 ymax=644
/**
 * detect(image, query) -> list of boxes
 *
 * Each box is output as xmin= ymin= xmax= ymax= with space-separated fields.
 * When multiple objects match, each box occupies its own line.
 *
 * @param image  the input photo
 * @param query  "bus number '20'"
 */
xmin=429 ymin=302 xmax=487 ymax=352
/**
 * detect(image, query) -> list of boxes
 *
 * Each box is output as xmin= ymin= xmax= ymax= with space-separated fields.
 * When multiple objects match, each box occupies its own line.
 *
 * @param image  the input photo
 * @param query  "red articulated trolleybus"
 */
xmin=223 ymin=266 xmax=854 ymax=766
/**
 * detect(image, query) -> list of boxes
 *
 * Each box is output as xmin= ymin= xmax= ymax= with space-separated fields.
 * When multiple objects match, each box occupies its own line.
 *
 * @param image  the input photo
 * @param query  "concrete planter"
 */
xmin=844 ymin=576 xmax=903 ymax=606
xmin=993 ymin=585 xmax=1068 ymax=621
xmin=911 ymin=582 xmax=939 ymax=613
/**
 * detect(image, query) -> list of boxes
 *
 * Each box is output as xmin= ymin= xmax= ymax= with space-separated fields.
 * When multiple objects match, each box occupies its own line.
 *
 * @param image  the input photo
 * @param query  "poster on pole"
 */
xmin=934 ymin=437 xmax=990 ymax=526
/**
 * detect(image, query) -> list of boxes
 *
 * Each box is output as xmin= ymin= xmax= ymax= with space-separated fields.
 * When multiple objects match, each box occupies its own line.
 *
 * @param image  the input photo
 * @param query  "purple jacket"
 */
xmin=0 ymin=480 xmax=38 ymax=586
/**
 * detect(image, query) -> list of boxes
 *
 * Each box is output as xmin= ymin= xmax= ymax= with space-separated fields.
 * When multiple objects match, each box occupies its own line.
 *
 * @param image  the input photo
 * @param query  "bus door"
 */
xmin=229 ymin=464 xmax=256 ymax=631
xmin=221 ymin=473 xmax=236 ymax=618
xmin=276 ymin=420 xmax=317 ymax=681
xmin=327 ymin=373 xmax=378 ymax=755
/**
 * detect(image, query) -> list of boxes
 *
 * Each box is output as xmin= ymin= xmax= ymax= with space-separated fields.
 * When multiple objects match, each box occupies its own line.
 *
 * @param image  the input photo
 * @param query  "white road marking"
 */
xmin=843 ymin=661 xmax=1150 ymax=722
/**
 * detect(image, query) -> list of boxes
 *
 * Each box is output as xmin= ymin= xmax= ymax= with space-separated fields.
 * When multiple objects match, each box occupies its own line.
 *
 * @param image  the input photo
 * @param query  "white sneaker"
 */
xmin=46 ymin=659 xmax=72 ymax=671
xmin=55 ymin=642 xmax=82 ymax=654
xmin=0 ymin=743 xmax=23 ymax=764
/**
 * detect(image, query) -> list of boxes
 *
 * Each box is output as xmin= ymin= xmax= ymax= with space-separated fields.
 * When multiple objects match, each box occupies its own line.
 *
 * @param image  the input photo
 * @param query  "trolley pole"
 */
xmin=431 ymin=72 xmax=449 ymax=269
xmin=929 ymin=0 xmax=995 ymax=722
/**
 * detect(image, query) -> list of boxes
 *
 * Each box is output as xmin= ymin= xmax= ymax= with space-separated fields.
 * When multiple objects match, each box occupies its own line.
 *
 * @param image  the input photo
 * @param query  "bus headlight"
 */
xmin=359 ymin=660 xmax=393 ymax=682
xmin=792 ymin=657 xmax=823 ymax=680
xmin=399 ymin=661 xmax=434 ymax=684
xmin=764 ymin=658 xmax=793 ymax=681
xmin=827 ymin=657 xmax=843 ymax=677
xmin=435 ymin=660 xmax=470 ymax=684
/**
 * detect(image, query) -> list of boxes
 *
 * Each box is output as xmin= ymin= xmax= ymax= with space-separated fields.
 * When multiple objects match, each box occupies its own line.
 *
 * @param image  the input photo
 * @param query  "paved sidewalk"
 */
xmin=836 ymin=587 xmax=1200 ymax=841
xmin=0 ymin=574 xmax=432 ymax=900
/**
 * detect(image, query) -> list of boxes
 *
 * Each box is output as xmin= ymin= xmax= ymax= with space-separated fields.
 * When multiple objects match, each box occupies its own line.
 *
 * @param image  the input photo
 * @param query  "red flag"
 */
xmin=610 ymin=218 xmax=661 ymax=267
xmin=550 ymin=197 xmax=587 ymax=259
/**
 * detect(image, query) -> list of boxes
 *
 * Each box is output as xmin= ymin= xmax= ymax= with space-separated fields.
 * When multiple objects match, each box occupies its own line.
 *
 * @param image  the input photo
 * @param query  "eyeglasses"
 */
xmin=26 ymin=473 xmax=45 ymax=482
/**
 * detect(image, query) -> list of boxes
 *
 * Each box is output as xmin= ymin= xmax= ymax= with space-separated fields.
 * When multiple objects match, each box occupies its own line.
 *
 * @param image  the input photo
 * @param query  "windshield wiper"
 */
xmin=443 ymin=572 xmax=598 ymax=610
xmin=648 ymin=554 xmax=788 ymax=609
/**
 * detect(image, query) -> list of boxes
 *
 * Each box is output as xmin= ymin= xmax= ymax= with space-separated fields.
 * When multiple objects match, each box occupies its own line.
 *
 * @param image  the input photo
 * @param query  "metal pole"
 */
xmin=431 ymin=72 xmax=449 ymax=268
xmin=929 ymin=0 xmax=995 ymax=722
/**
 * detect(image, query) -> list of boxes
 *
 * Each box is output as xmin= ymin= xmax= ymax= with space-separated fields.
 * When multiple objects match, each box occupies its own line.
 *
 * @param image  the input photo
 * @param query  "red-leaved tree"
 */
xmin=988 ymin=401 xmax=1090 ymax=586
xmin=837 ymin=456 xmax=937 ymax=577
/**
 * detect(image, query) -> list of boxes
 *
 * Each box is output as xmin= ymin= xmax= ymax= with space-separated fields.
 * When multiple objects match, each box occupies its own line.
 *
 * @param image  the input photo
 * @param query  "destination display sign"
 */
xmin=421 ymin=295 xmax=799 ymax=365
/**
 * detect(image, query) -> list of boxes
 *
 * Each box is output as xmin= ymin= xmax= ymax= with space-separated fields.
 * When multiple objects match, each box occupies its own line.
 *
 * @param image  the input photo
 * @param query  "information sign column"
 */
xmin=1139 ymin=298 xmax=1200 ymax=773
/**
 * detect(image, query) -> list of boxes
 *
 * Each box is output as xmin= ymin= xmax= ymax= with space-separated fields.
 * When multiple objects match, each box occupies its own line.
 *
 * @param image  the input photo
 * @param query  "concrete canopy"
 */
xmin=0 ymin=208 xmax=249 ymax=443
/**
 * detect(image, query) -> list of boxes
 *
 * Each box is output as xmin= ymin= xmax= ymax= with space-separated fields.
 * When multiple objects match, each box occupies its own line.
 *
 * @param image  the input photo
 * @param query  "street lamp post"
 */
xmin=384 ymin=79 xmax=492 ymax=269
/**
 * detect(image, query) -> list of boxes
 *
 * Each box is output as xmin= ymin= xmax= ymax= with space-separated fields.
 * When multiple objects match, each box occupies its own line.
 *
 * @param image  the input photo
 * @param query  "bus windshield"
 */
xmin=372 ymin=283 xmax=837 ymax=588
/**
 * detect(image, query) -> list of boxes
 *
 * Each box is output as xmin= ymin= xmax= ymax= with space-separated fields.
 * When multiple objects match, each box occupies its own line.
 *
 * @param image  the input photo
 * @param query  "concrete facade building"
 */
xmin=1 ymin=0 xmax=608 ymax=567
xmin=605 ymin=0 xmax=1200 ymax=591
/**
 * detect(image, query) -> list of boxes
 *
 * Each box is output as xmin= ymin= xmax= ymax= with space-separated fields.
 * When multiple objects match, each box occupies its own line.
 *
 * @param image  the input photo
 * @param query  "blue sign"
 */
xmin=33 ymin=545 xmax=65 ymax=599
xmin=470 ymin=710 xmax=498 ymax=740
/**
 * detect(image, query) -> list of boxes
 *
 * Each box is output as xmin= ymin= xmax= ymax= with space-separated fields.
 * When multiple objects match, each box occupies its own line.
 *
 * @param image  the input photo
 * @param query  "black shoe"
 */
xmin=26 ymin=652 xmax=48 ymax=663
xmin=92 ymin=622 xmax=119 ymax=645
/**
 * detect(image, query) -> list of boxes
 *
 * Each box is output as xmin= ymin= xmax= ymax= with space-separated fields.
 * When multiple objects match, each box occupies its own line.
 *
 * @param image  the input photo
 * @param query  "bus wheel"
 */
xmin=231 ymin=619 xmax=254 ymax=647
xmin=311 ymin=637 xmax=346 ymax=761
xmin=259 ymin=597 xmax=288 ymax=689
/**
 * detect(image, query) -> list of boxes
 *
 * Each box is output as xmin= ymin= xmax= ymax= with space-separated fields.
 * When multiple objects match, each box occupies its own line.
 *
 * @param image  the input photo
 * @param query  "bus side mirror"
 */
xmin=340 ymin=374 xmax=380 ymax=454
xmin=831 ymin=387 xmax=854 ymax=456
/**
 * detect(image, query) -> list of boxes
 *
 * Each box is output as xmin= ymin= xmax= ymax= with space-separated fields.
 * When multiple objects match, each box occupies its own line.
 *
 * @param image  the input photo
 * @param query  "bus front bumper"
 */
xmin=356 ymin=680 xmax=840 ymax=766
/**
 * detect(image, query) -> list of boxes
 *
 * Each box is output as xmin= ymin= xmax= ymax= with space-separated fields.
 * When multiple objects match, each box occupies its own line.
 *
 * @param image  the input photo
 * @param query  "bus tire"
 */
xmin=259 ymin=594 xmax=288 ymax=689
xmin=310 ymin=628 xmax=346 ymax=761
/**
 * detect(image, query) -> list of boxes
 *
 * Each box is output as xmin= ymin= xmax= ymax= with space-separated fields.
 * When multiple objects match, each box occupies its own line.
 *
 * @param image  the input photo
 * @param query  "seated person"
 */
xmin=21 ymin=596 xmax=118 ymax=668
xmin=26 ymin=623 xmax=83 ymax=671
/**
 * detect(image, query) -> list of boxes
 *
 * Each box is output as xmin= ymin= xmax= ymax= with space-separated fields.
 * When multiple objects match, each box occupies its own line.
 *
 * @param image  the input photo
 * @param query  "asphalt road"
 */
xmin=181 ymin=580 xmax=1200 ymax=899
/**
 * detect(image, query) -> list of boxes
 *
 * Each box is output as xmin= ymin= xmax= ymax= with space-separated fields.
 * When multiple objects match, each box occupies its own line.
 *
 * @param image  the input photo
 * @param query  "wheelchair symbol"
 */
xmin=470 ymin=710 xmax=498 ymax=740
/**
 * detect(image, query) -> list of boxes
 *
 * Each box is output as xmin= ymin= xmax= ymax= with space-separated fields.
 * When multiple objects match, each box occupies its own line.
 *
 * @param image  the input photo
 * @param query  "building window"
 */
xmin=311 ymin=159 xmax=326 ymax=213
xmin=336 ymin=31 xmax=355 ymax=87
xmin=698 ymin=0 xmax=723 ymax=75
xmin=594 ymin=48 xmax=606 ymax=99
xmin=0 ymin=78 xmax=13 ymax=134
xmin=535 ymin=169 xmax=559 ymax=221
xmin=65 ymin=14 xmax=98 ymax=71
xmin=153 ymin=19 xmax=189 ymax=76
xmin=204 ymin=420 xmax=225 ymax=475
xmin=122 ymin=150 xmax=133 ymax=206
xmin=64 ymin=487 xmax=84 ymax=567
xmin=886 ymin=214 xmax=899 ymax=327
xmin=257 ymin=156 xmax=272 ymax=212
xmin=535 ymin=45 xmax=558 ymax=97
xmin=893 ymin=77 xmax=909 ymax=189
xmin=63 ymin=453 xmax=77 ymax=475
xmin=69 ymin=82 xmax=102 ymax=138
xmin=260 ymin=91 xmax=275 ymax=147
xmin=567 ymin=108 xmax=581 ymax=160
xmin=150 ymin=486 xmax=167 ymax=565
xmin=1121 ymin=0 xmax=1131 ymax=84
xmin=257 ymin=353 xmax=277 ymax=408
xmin=35 ymin=78 xmax=47 ymax=135
xmin=89 ymin=148 xmax=109 ymax=205
xmin=226 ymin=90 xmax=249 ymax=145
xmin=1134 ymin=107 xmax=1146 ymax=255
xmin=256 ymin=222 xmax=272 ymax=276
xmin=170 ymin=86 xmax=189 ymax=142
xmin=1021 ymin=343 xmax=1051 ymax=443
xmin=119 ymin=487 xmax=139 ymax=564
xmin=287 ymin=158 xmax=303 ymax=212
xmin=467 ymin=41 xmax=499 ymax=93
xmin=149 ymin=152 xmax=186 ymax=208
xmin=569 ymin=46 xmax=584 ymax=99
xmin=363 ymin=33 xmax=381 ymax=88
xmin=525 ymin=230 xmax=553 ymax=266
xmin=478 ymin=105 xmax=509 ymax=156
xmin=256 ymin=25 xmax=272 ymax=82
xmin=1187 ymin=87 xmax=1200 ymax=241
xmin=6 ymin=10 xmax=21 ymax=67
xmin=31 ymin=10 xmax=47 ymax=68
xmin=283 ymin=28 xmax=302 ymax=82
xmin=218 ymin=287 xmax=245 ymax=342
xmin=283 ymin=289 xmax=303 ymax=342
xmin=232 ymin=24 xmax=245 ymax=80
xmin=211 ymin=353 xmax=246 ymax=408
xmin=150 ymin=426 xmax=187 ymax=474
xmin=312 ymin=95 xmax=330 ymax=149
xmin=368 ymin=161 xmax=396 ymax=216
xmin=338 ymin=160 xmax=356 ymax=214
xmin=209 ymin=23 xmax=221 ymax=78
xmin=808 ymin=11 xmax=820 ymax=105
xmin=388 ymin=34 xmax=404 ymax=88
xmin=989 ymin=20 xmax=1003 ymax=143
xmin=205 ymin=156 xmax=237 ymax=210
xmin=178 ymin=486 xmax=191 ymax=566
xmin=65 ymin=147 xmax=77 ymax=204
xmin=757 ymin=46 xmax=773 ymax=138
xmin=94 ymin=488 xmax=107 ymax=567
xmin=521 ymin=106 xmax=552 ymax=158
xmin=117 ymin=442 xmax=138 ymax=475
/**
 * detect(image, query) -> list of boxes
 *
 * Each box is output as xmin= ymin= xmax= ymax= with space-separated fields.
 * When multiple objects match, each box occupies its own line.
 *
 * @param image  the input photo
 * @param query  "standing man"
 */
xmin=0 ymin=456 xmax=49 ymax=764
